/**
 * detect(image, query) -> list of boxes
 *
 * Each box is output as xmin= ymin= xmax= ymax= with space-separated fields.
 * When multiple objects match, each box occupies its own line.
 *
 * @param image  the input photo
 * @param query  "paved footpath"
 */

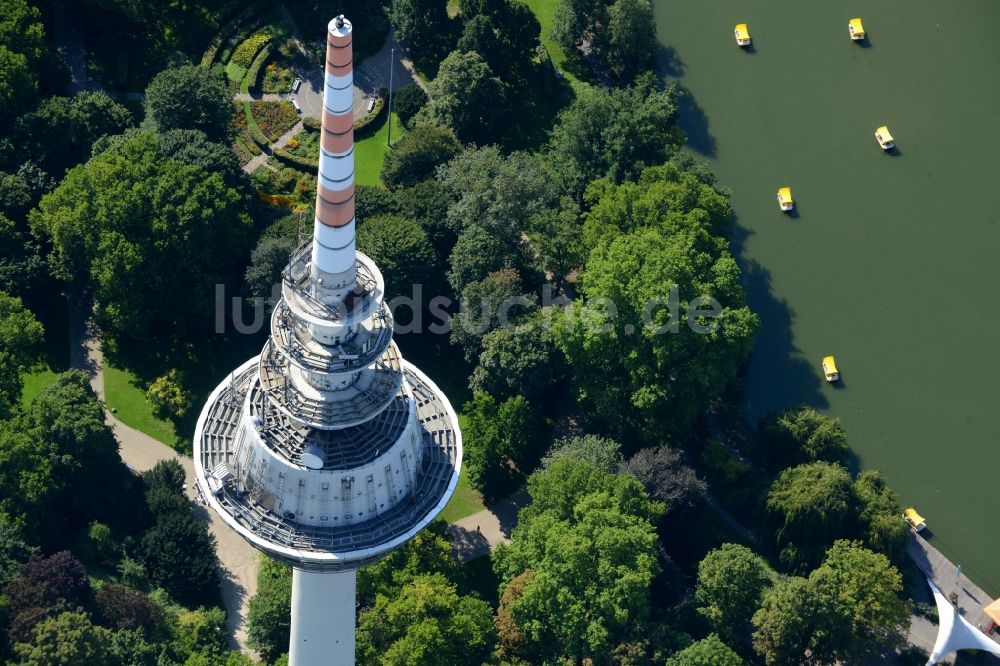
xmin=68 ymin=296 xmax=259 ymax=653
xmin=447 ymin=489 xmax=530 ymax=561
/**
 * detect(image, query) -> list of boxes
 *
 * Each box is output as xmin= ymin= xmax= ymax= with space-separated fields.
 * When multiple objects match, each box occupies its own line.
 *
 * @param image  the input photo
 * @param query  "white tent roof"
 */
xmin=926 ymin=578 xmax=1000 ymax=665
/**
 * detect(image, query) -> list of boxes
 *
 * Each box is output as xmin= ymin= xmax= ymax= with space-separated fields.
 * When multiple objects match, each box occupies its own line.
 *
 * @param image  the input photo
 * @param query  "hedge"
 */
xmin=236 ymin=135 xmax=261 ymax=157
xmin=231 ymin=32 xmax=271 ymax=68
xmin=353 ymin=88 xmax=388 ymax=140
xmin=302 ymin=116 xmax=321 ymax=132
xmin=241 ymin=43 xmax=275 ymax=95
xmin=273 ymin=148 xmax=317 ymax=172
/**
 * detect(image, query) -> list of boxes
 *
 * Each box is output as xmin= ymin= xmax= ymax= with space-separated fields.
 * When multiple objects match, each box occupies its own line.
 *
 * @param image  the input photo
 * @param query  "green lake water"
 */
xmin=653 ymin=0 xmax=1000 ymax=595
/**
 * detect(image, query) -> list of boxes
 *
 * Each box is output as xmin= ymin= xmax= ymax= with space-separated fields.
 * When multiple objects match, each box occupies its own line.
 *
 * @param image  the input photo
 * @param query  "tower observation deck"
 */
xmin=193 ymin=15 xmax=461 ymax=666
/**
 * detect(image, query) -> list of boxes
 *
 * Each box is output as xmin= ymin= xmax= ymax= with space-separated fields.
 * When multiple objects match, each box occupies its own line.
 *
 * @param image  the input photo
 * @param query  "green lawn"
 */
xmin=440 ymin=466 xmax=487 ymax=523
xmin=20 ymin=367 xmax=60 ymax=407
xmin=103 ymin=362 xmax=177 ymax=446
xmin=354 ymin=111 xmax=406 ymax=187
xmin=521 ymin=0 xmax=592 ymax=91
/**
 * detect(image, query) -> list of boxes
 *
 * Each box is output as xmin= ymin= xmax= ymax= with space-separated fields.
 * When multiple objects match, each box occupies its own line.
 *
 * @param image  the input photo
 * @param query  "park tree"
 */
xmin=247 ymin=556 xmax=291 ymax=661
xmin=393 ymin=85 xmax=429 ymax=129
xmin=548 ymin=75 xmax=682 ymax=199
xmin=447 ymin=218 xmax=533 ymax=305
xmin=463 ymin=392 xmax=544 ymax=500
xmin=0 ymin=513 xmax=35 ymax=587
xmin=154 ymin=128 xmax=249 ymax=191
xmin=0 ymin=291 xmax=43 ymax=415
xmin=757 ymin=406 xmax=848 ymax=469
xmin=0 ymin=0 xmax=56 ymax=121
xmin=393 ymin=180 xmax=455 ymax=264
xmin=439 ymin=146 xmax=556 ymax=240
xmin=416 ymin=50 xmax=506 ymax=144
xmin=450 ymin=269 xmax=537 ymax=360
xmin=245 ymin=236 xmax=294 ymax=300
xmin=390 ymin=0 xmax=455 ymax=67
xmin=853 ymin=470 xmax=908 ymax=566
xmin=14 ymin=611 xmax=114 ymax=666
xmin=140 ymin=511 xmax=219 ymax=607
xmin=357 ymin=215 xmax=440 ymax=300
xmin=751 ymin=575 xmax=823 ymax=666
xmin=555 ymin=224 xmax=757 ymax=442
xmin=551 ymin=0 xmax=594 ymax=49
xmin=0 ymin=291 xmax=43 ymax=370
xmin=751 ymin=541 xmax=908 ymax=665
xmin=31 ymin=129 xmax=254 ymax=342
xmin=620 ymin=446 xmax=707 ymax=515
xmin=142 ymin=458 xmax=186 ymax=495
xmin=805 ymin=540 xmax=909 ymax=662
xmin=528 ymin=197 xmax=585 ymax=293
xmin=581 ymin=161 xmax=732 ymax=252
xmin=456 ymin=2 xmax=541 ymax=86
xmin=380 ymin=125 xmax=461 ymax=190
xmin=695 ymin=544 xmax=773 ymax=646
xmin=0 ymin=47 xmax=37 ymax=120
xmin=108 ymin=628 xmax=159 ymax=666
xmin=143 ymin=65 xmax=232 ymax=141
xmin=356 ymin=184 xmax=401 ymax=221
xmin=358 ymin=520 xmax=460 ymax=606
xmin=77 ymin=521 xmax=115 ymax=565
xmin=469 ymin=316 xmax=561 ymax=401
xmin=540 ymin=434 xmax=623 ymax=473
xmin=0 ymin=170 xmax=32 ymax=221
xmin=4 ymin=551 xmax=92 ymax=620
xmin=94 ymin=585 xmax=164 ymax=635
xmin=146 ymin=369 xmax=192 ymax=420
xmin=765 ymin=462 xmax=854 ymax=572
xmin=494 ymin=569 xmax=532 ymax=660
xmin=492 ymin=459 xmax=663 ymax=662
xmin=0 ymin=372 xmax=132 ymax=546
xmin=15 ymin=92 xmax=134 ymax=176
xmin=0 ymin=214 xmax=42 ymax=296
xmin=171 ymin=606 xmax=228 ymax=661
xmin=666 ymin=634 xmax=746 ymax=666
xmin=603 ymin=0 xmax=657 ymax=79
xmin=356 ymin=574 xmax=495 ymax=666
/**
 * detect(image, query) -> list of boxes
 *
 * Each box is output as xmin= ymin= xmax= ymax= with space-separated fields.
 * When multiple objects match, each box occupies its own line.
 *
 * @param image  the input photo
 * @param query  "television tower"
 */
xmin=193 ymin=15 xmax=461 ymax=666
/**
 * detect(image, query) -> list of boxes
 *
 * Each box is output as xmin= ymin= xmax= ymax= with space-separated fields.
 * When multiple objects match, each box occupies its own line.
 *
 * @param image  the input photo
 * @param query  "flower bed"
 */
xmin=262 ymin=61 xmax=296 ymax=94
xmin=250 ymin=100 xmax=300 ymax=141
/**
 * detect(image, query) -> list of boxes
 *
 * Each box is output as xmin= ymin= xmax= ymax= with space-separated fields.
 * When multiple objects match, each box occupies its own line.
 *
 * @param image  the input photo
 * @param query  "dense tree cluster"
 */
xmin=551 ymin=0 xmax=658 ymax=78
xmin=463 ymin=392 xmax=546 ymax=500
xmin=493 ymin=459 xmax=665 ymax=662
xmin=138 ymin=460 xmax=219 ymax=607
xmin=31 ymin=129 xmax=253 ymax=342
xmin=555 ymin=164 xmax=759 ymax=442
xmin=766 ymin=461 xmax=908 ymax=572
xmin=752 ymin=540 xmax=909 ymax=665
xmin=757 ymin=405 xmax=849 ymax=469
xmin=143 ymin=65 xmax=232 ymax=142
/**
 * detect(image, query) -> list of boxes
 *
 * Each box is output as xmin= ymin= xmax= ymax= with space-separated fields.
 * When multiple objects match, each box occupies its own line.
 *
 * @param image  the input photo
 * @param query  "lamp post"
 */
xmin=387 ymin=47 xmax=395 ymax=147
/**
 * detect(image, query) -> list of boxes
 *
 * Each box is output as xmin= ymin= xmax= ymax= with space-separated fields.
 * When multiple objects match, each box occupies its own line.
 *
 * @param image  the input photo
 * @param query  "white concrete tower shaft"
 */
xmin=290 ymin=568 xmax=357 ymax=665
xmin=192 ymin=15 xmax=462 ymax=666
xmin=293 ymin=16 xmax=359 ymax=666
xmin=311 ymin=15 xmax=357 ymax=305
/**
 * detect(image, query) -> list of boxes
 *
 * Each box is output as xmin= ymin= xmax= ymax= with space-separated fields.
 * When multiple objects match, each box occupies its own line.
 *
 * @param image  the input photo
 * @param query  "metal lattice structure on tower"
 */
xmin=193 ymin=15 xmax=461 ymax=666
